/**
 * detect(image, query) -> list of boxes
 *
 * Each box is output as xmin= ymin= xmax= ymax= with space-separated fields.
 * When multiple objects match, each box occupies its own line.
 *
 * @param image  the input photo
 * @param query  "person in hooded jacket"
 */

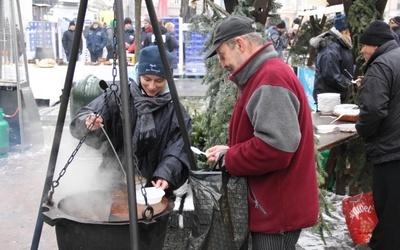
xmin=310 ymin=14 xmax=355 ymax=105
xmin=265 ymin=20 xmax=287 ymax=59
xmin=69 ymin=45 xmax=191 ymax=196
xmin=85 ymin=21 xmax=107 ymax=63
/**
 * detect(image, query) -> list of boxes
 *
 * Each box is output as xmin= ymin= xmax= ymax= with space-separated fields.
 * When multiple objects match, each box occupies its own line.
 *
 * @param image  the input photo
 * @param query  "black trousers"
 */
xmin=369 ymin=160 xmax=400 ymax=250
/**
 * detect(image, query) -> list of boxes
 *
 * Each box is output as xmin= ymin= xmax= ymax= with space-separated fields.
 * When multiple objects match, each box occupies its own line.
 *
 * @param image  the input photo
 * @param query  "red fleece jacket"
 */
xmin=225 ymin=48 xmax=319 ymax=234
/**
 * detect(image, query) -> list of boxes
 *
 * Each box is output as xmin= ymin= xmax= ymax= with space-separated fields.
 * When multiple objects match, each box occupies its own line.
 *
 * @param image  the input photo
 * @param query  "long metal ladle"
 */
xmin=100 ymin=124 xmax=127 ymax=183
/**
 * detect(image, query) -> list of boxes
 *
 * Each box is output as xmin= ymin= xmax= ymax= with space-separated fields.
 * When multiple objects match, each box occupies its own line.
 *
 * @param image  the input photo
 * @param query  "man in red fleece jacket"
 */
xmin=205 ymin=15 xmax=319 ymax=249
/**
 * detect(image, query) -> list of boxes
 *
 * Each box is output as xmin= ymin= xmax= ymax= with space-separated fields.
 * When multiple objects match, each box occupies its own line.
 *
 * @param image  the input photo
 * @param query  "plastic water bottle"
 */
xmin=0 ymin=108 xmax=10 ymax=158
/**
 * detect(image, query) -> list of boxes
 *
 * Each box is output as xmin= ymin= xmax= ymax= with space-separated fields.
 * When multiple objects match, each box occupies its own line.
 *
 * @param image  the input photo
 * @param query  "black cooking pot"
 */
xmin=42 ymin=189 xmax=173 ymax=250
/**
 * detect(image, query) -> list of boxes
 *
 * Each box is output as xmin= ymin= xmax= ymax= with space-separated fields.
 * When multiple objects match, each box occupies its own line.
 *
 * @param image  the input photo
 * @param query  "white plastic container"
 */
xmin=136 ymin=187 xmax=165 ymax=205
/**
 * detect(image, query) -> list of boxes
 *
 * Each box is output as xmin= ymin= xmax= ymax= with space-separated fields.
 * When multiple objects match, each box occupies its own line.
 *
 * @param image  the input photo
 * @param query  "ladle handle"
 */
xmin=330 ymin=114 xmax=345 ymax=124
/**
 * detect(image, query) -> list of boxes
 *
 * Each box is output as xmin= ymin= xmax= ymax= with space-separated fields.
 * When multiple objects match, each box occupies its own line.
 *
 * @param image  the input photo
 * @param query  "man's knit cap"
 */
xmin=276 ymin=21 xmax=286 ymax=29
xmin=124 ymin=17 xmax=132 ymax=25
xmin=392 ymin=16 xmax=400 ymax=25
xmin=359 ymin=20 xmax=394 ymax=46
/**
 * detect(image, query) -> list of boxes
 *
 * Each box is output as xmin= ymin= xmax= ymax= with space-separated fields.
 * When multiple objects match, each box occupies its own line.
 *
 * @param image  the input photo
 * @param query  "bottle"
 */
xmin=0 ymin=108 xmax=10 ymax=158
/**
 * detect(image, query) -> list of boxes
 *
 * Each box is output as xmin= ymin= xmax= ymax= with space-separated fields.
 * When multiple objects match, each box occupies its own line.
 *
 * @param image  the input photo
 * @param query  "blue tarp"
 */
xmin=297 ymin=66 xmax=316 ymax=111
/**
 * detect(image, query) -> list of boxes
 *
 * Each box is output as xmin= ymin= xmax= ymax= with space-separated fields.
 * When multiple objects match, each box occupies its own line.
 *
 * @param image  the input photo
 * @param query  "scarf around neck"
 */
xmin=130 ymin=83 xmax=171 ymax=153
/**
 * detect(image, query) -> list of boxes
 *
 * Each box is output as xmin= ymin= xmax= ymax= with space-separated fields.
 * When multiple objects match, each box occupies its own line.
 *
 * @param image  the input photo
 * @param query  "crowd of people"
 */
xmin=60 ymin=16 xmax=180 ymax=68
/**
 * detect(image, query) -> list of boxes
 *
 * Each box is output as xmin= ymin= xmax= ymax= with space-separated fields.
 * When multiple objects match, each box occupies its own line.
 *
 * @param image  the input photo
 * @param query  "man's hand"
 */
xmin=356 ymin=76 xmax=364 ymax=88
xmin=205 ymin=145 xmax=229 ymax=162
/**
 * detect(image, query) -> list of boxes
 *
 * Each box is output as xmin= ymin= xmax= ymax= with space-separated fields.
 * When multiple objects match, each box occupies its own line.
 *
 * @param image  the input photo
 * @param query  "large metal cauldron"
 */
xmin=42 ymin=189 xmax=173 ymax=250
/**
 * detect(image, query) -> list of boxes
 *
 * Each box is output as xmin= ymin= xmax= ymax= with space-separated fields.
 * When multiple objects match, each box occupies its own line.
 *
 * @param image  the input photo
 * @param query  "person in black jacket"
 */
xmin=69 ymin=45 xmax=191 ymax=193
xmin=124 ymin=17 xmax=135 ymax=49
xmin=142 ymin=22 xmax=176 ymax=53
xmin=355 ymin=20 xmax=400 ymax=250
xmin=62 ymin=21 xmax=82 ymax=62
xmin=310 ymin=14 xmax=355 ymax=105
xmin=143 ymin=20 xmax=178 ymax=74
xmin=389 ymin=16 xmax=400 ymax=45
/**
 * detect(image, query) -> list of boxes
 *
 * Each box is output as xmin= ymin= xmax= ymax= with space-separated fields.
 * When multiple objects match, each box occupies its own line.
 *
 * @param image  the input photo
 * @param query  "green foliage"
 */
xmin=188 ymin=1 xmax=261 ymax=170
xmin=265 ymin=1 xmax=283 ymax=25
xmin=340 ymin=137 xmax=373 ymax=192
xmin=348 ymin=0 xmax=382 ymax=67
xmin=288 ymin=19 xmax=322 ymax=66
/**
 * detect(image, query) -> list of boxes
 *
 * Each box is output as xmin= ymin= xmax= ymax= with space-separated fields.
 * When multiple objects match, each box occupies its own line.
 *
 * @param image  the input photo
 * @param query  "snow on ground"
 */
xmin=0 ymin=106 xmax=360 ymax=249
xmin=297 ymin=192 xmax=355 ymax=249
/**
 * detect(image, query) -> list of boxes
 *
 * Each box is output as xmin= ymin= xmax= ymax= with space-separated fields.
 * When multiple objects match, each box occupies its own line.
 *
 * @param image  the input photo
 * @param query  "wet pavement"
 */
xmin=0 ymin=78 xmax=206 ymax=250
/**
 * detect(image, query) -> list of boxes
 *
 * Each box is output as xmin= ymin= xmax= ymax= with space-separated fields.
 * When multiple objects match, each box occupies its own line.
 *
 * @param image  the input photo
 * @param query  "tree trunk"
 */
xmin=307 ymin=15 xmax=327 ymax=67
xmin=134 ymin=0 xmax=142 ymax=62
xmin=252 ymin=0 xmax=273 ymax=25
xmin=224 ymin=0 xmax=238 ymax=14
xmin=376 ymin=0 xmax=388 ymax=15
xmin=180 ymin=0 xmax=197 ymax=23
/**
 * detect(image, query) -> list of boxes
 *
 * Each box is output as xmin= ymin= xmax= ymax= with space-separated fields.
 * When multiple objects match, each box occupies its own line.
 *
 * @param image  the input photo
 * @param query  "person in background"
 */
xmin=143 ymin=20 xmax=176 ymax=52
xmin=355 ymin=20 xmax=400 ymax=250
xmin=127 ymin=17 xmax=154 ymax=54
xmin=85 ymin=21 xmax=107 ymax=63
xmin=141 ymin=20 xmax=177 ymax=75
xmin=103 ymin=21 xmax=114 ymax=60
xmin=62 ymin=21 xmax=82 ymax=62
xmin=16 ymin=25 xmax=25 ymax=60
xmin=204 ymin=15 xmax=319 ymax=250
xmin=164 ymin=22 xmax=180 ymax=73
xmin=124 ymin=17 xmax=135 ymax=49
xmin=140 ymin=17 xmax=153 ymax=44
xmin=2 ymin=19 xmax=25 ymax=64
xmin=389 ymin=16 xmax=400 ymax=45
xmin=265 ymin=20 xmax=287 ymax=59
xmin=287 ymin=17 xmax=301 ymax=47
xmin=310 ymin=13 xmax=354 ymax=105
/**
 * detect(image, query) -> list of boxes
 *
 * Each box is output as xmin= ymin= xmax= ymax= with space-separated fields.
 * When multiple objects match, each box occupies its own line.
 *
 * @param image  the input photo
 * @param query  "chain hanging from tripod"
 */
xmin=110 ymin=2 xmax=149 ymax=206
xmin=46 ymin=7 xmax=149 ymax=207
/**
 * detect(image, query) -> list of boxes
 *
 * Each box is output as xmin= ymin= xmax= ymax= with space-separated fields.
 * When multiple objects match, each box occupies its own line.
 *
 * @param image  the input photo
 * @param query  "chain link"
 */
xmin=46 ymin=116 xmax=101 ymax=206
xmin=47 ymin=5 xmax=148 ymax=206
xmin=112 ymin=2 xmax=118 ymax=82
